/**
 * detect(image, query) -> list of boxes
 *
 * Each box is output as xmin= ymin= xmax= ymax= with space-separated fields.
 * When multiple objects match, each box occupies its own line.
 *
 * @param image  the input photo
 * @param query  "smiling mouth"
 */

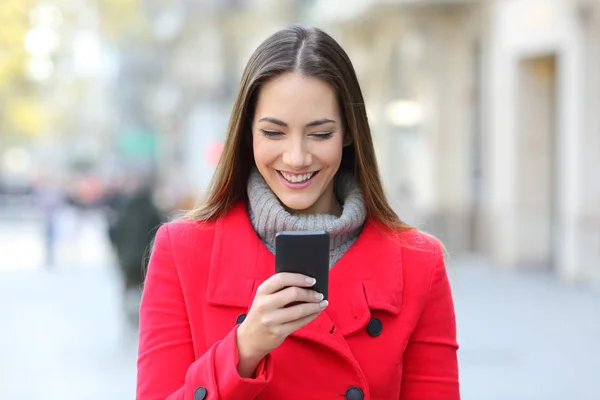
xmin=278 ymin=170 xmax=319 ymax=183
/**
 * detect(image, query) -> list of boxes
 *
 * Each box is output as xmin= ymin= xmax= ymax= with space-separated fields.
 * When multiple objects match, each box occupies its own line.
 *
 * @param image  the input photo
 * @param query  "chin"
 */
xmin=278 ymin=195 xmax=317 ymax=213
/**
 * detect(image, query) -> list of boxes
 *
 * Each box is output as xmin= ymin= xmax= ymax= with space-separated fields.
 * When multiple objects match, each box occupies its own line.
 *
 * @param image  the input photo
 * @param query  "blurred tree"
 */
xmin=4 ymin=97 xmax=47 ymax=136
xmin=0 ymin=0 xmax=39 ymax=141
xmin=97 ymin=0 xmax=152 ymax=41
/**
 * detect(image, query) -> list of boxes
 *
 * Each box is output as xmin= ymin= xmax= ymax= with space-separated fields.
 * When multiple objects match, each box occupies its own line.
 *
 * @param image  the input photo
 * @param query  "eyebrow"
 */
xmin=258 ymin=117 xmax=337 ymax=127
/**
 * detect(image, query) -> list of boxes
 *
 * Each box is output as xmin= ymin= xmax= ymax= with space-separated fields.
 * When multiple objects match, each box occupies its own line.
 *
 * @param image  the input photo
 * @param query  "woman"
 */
xmin=137 ymin=25 xmax=459 ymax=400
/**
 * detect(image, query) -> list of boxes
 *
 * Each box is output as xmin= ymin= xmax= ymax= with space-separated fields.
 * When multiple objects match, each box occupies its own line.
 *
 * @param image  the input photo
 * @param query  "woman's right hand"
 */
xmin=235 ymin=272 xmax=328 ymax=378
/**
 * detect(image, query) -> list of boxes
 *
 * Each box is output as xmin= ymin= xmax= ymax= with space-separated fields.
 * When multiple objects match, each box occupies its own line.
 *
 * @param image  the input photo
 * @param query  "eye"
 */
xmin=311 ymin=132 xmax=333 ymax=140
xmin=260 ymin=129 xmax=283 ymax=137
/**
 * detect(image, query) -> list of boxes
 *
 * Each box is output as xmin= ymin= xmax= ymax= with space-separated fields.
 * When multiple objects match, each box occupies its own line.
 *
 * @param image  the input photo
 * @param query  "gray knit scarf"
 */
xmin=246 ymin=168 xmax=366 ymax=268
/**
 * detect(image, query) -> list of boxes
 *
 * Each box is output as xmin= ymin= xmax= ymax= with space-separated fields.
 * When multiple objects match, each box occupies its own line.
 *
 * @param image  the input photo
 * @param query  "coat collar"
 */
xmin=206 ymin=201 xmax=403 ymax=347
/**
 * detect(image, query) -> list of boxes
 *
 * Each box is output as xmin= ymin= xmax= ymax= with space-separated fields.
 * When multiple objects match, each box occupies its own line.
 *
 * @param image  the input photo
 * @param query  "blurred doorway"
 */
xmin=516 ymin=55 xmax=558 ymax=271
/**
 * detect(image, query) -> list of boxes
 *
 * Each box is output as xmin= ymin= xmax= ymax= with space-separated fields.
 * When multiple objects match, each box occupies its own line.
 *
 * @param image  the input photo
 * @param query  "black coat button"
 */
xmin=367 ymin=317 xmax=382 ymax=337
xmin=194 ymin=386 xmax=207 ymax=400
xmin=236 ymin=313 xmax=247 ymax=324
xmin=345 ymin=386 xmax=364 ymax=400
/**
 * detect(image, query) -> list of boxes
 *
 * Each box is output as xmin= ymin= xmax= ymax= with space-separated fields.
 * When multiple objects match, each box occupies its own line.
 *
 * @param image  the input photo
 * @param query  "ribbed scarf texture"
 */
xmin=246 ymin=168 xmax=367 ymax=268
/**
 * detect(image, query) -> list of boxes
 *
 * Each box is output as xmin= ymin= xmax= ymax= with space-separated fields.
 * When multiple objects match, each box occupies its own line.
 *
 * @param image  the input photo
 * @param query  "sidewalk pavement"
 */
xmin=0 ymin=266 xmax=137 ymax=400
xmin=453 ymin=257 xmax=600 ymax=400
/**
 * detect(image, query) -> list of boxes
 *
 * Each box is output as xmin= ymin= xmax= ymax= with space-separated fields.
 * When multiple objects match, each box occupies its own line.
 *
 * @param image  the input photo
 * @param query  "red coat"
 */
xmin=137 ymin=202 xmax=459 ymax=400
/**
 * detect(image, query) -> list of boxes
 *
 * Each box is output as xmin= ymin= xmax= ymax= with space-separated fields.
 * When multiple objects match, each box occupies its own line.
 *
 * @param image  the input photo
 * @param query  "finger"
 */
xmin=256 ymin=272 xmax=316 ymax=295
xmin=269 ymin=285 xmax=323 ymax=309
xmin=277 ymin=310 xmax=324 ymax=336
xmin=268 ymin=299 xmax=328 ymax=326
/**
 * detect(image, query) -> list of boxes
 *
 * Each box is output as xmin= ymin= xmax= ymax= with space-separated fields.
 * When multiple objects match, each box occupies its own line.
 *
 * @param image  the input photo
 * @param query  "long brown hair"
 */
xmin=187 ymin=25 xmax=411 ymax=232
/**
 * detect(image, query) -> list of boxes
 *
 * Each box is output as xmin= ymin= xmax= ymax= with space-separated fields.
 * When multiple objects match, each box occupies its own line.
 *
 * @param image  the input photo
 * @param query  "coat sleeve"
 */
xmin=400 ymin=240 xmax=460 ymax=399
xmin=136 ymin=224 xmax=273 ymax=400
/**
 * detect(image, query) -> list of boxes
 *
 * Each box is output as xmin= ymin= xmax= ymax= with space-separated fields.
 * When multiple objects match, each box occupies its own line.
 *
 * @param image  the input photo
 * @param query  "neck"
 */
xmin=246 ymin=168 xmax=367 ymax=268
xmin=285 ymin=187 xmax=343 ymax=217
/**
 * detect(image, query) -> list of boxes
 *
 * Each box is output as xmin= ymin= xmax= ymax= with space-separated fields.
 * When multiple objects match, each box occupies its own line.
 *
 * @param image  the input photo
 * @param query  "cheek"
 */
xmin=313 ymin=138 xmax=344 ymax=165
xmin=252 ymin=135 xmax=279 ymax=164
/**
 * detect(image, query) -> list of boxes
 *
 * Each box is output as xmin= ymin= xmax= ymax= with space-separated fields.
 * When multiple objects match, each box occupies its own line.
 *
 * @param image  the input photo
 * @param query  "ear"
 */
xmin=343 ymin=131 xmax=353 ymax=147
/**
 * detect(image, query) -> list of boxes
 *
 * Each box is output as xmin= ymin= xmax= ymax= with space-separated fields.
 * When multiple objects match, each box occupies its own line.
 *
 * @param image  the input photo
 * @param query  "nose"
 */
xmin=282 ymin=137 xmax=311 ymax=169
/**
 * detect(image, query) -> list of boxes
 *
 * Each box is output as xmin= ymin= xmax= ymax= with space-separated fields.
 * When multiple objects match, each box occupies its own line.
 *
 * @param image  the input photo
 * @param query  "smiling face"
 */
xmin=252 ymin=72 xmax=346 ymax=215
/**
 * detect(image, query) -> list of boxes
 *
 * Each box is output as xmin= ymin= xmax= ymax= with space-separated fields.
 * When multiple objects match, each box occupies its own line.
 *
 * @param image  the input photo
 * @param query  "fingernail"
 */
xmin=315 ymin=292 xmax=324 ymax=301
xmin=306 ymin=277 xmax=316 ymax=285
xmin=319 ymin=300 xmax=328 ymax=308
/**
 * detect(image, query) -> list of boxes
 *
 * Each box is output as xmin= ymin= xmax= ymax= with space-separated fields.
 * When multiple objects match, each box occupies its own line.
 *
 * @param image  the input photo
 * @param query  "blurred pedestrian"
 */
xmin=37 ymin=181 xmax=64 ymax=269
xmin=137 ymin=26 xmax=459 ymax=399
xmin=110 ymin=180 xmax=163 ymax=327
xmin=102 ymin=177 xmax=129 ymax=245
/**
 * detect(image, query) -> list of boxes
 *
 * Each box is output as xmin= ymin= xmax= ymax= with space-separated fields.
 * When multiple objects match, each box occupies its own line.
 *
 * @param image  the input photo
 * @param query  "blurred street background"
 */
xmin=0 ymin=0 xmax=599 ymax=399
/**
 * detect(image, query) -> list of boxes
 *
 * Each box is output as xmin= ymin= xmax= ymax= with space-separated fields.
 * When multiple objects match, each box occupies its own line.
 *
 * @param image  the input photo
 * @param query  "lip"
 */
xmin=277 ymin=170 xmax=319 ymax=190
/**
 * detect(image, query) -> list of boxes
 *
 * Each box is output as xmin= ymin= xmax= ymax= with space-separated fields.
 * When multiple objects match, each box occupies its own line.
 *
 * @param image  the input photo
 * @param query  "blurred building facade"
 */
xmin=305 ymin=0 xmax=600 ymax=286
xmin=480 ymin=0 xmax=600 ymax=287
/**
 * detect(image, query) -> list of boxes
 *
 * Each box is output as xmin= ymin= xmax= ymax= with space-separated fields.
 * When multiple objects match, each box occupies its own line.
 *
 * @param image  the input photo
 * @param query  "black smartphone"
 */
xmin=275 ymin=230 xmax=330 ymax=300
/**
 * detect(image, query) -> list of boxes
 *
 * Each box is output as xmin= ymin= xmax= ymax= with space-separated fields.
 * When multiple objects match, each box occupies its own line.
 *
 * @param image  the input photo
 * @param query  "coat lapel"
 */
xmin=291 ymin=220 xmax=404 ymax=352
xmin=205 ymin=201 xmax=404 ymax=359
xmin=205 ymin=202 xmax=270 ymax=309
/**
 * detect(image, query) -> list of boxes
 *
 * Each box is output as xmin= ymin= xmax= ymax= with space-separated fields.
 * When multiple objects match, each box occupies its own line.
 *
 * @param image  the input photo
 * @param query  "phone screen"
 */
xmin=275 ymin=231 xmax=330 ymax=300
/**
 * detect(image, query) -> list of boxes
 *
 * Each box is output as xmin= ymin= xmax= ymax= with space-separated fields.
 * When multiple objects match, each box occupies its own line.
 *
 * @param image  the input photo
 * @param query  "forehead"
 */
xmin=254 ymin=72 xmax=339 ymax=121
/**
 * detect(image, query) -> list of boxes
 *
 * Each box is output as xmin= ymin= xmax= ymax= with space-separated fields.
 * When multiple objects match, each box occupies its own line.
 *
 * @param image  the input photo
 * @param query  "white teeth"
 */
xmin=281 ymin=171 xmax=314 ymax=183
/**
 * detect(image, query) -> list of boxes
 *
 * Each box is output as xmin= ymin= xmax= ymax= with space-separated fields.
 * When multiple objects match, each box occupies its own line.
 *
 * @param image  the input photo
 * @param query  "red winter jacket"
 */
xmin=137 ymin=202 xmax=459 ymax=400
